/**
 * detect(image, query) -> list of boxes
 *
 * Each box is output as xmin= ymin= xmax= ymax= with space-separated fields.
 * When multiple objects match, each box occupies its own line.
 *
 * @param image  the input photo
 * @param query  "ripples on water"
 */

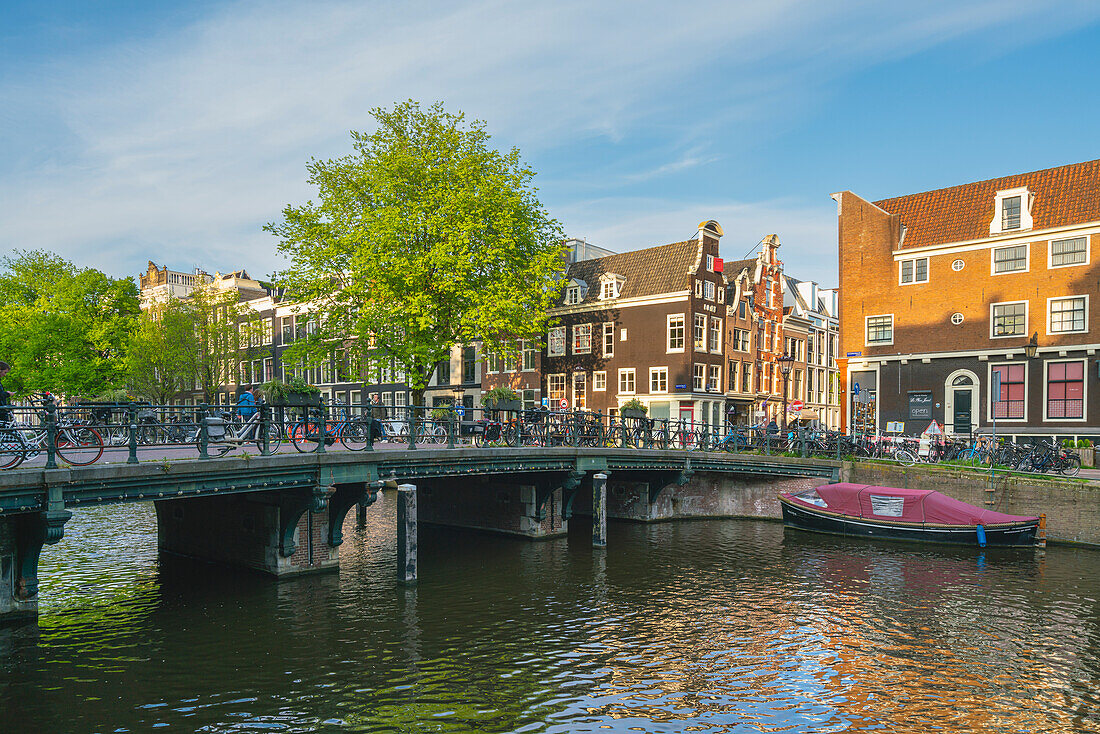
xmin=2 ymin=492 xmax=1099 ymax=733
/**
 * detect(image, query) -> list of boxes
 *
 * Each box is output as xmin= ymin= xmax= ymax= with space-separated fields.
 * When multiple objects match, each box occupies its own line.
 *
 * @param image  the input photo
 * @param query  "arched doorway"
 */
xmin=944 ymin=369 xmax=979 ymax=436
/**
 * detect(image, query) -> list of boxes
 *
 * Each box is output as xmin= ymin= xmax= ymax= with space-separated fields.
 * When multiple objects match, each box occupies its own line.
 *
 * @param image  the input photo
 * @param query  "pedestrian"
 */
xmin=766 ymin=418 xmax=779 ymax=436
xmin=0 ymin=361 xmax=11 ymax=424
xmin=236 ymin=385 xmax=257 ymax=420
xmin=369 ymin=393 xmax=387 ymax=441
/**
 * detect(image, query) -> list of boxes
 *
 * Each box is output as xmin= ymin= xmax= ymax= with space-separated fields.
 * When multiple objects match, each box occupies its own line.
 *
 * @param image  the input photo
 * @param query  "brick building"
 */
xmin=835 ymin=159 xmax=1100 ymax=438
xmin=783 ymin=276 xmax=840 ymax=429
xmin=542 ymin=221 xmax=728 ymax=429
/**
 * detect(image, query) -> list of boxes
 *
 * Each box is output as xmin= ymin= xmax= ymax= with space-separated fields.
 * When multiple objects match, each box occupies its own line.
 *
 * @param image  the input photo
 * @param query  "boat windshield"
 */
xmin=795 ymin=489 xmax=827 ymax=507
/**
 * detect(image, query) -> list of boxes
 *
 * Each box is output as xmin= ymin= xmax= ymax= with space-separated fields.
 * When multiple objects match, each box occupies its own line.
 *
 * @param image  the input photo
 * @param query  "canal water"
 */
xmin=2 ymin=491 xmax=1099 ymax=733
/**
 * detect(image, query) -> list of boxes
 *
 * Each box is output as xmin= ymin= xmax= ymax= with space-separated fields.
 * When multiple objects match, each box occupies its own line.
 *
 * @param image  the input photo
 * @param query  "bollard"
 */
xmin=259 ymin=401 xmax=271 ymax=456
xmin=127 ymin=405 xmax=139 ymax=464
xmin=800 ymin=427 xmax=807 ymax=458
xmin=44 ymin=397 xmax=58 ymax=470
xmin=407 ymin=407 xmax=417 ymax=451
xmin=592 ymin=473 xmax=607 ymax=548
xmin=397 ymin=483 xmax=417 ymax=584
xmin=198 ymin=403 xmax=210 ymax=459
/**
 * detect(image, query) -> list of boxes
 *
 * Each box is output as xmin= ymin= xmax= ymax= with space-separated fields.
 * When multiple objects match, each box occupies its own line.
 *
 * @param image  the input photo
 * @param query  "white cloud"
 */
xmin=0 ymin=0 xmax=1097 ymax=277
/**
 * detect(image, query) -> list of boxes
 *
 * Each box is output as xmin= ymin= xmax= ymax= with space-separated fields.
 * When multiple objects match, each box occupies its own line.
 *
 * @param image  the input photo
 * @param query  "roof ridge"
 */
xmin=872 ymin=158 xmax=1100 ymax=205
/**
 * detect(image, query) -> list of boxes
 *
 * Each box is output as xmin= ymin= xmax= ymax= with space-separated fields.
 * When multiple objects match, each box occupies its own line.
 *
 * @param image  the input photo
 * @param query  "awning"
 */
xmin=798 ymin=408 xmax=819 ymax=420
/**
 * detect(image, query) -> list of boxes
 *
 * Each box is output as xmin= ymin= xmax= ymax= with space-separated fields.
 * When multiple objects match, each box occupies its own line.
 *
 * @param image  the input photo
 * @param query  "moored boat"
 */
xmin=779 ymin=483 xmax=1039 ymax=547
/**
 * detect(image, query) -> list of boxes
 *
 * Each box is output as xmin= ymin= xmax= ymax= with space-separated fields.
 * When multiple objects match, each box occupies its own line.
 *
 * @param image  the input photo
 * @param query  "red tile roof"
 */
xmin=874 ymin=159 xmax=1100 ymax=249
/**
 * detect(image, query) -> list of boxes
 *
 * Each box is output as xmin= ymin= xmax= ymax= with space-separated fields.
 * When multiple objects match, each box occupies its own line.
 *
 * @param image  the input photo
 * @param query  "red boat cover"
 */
xmin=790 ymin=483 xmax=1037 ymax=526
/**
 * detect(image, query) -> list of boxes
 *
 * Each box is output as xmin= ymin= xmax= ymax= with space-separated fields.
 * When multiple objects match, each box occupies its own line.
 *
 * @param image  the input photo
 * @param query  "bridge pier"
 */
xmin=154 ymin=482 xmax=377 ymax=578
xmin=417 ymin=475 xmax=577 ymax=540
xmin=0 ymin=503 xmax=71 ymax=624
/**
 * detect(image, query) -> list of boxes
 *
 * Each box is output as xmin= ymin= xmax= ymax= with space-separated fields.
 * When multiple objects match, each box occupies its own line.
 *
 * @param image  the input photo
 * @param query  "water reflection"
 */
xmin=1 ymin=492 xmax=1098 ymax=732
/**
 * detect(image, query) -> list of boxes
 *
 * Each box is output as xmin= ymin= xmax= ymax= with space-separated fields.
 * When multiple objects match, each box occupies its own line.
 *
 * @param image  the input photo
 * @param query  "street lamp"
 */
xmin=1024 ymin=332 xmax=1039 ymax=359
xmin=777 ymin=354 xmax=795 ymax=430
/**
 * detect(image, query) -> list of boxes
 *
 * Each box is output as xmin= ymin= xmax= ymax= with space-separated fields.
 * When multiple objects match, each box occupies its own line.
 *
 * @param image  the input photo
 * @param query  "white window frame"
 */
xmin=1047 ymin=295 xmax=1089 ymax=336
xmin=602 ymin=322 xmax=614 ymax=358
xmin=717 ymin=287 xmax=725 ymax=304
xmin=703 ymin=280 xmax=715 ymax=301
xmin=991 ymin=243 xmax=1030 ymax=275
xmin=693 ymin=363 xmax=705 ymax=391
xmin=987 ymin=361 xmax=1029 ymax=423
xmin=649 ymin=367 xmax=668 ymax=393
xmin=667 ymin=314 xmax=685 ymax=353
xmin=898 ymin=257 xmax=929 ymax=285
xmin=1048 ymin=235 xmax=1090 ymax=269
xmin=694 ymin=313 xmax=707 ymax=352
xmin=547 ymin=326 xmax=565 ymax=356
xmin=706 ymin=254 xmax=715 ymax=271
xmin=1043 ymin=358 xmax=1087 ymax=422
xmin=990 ymin=186 xmax=1033 ymax=234
xmin=708 ymin=364 xmax=721 ymax=392
xmin=565 ymin=286 xmax=581 ymax=305
xmin=989 ymin=300 xmax=1029 ymax=339
xmin=593 ymin=371 xmax=606 ymax=391
xmin=865 ymin=314 xmax=894 ymax=346
xmin=695 ymin=279 xmax=703 ymax=298
xmin=709 ymin=317 xmax=722 ymax=355
xmin=618 ymin=368 xmax=636 ymax=395
xmin=547 ymin=374 xmax=566 ymax=401
xmin=522 ymin=340 xmax=537 ymax=371
xmin=572 ymin=323 xmax=592 ymax=354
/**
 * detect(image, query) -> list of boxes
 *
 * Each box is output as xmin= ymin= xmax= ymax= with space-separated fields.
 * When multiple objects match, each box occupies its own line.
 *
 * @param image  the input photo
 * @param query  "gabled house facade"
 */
xmin=783 ymin=276 xmax=840 ymax=429
xmin=835 ymin=159 xmax=1100 ymax=438
xmin=542 ymin=221 xmax=728 ymax=429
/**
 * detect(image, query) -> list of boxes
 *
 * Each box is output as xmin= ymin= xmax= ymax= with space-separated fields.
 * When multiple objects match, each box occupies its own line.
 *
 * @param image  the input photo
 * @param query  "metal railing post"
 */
xmin=406 ymin=405 xmax=417 ymax=450
xmin=127 ymin=405 xmax=139 ymax=464
xmin=259 ymin=401 xmax=271 ymax=456
xmin=315 ymin=402 xmax=327 ymax=454
xmin=800 ymin=426 xmax=807 ymax=458
xmin=44 ymin=396 xmax=58 ymax=470
xmin=447 ymin=409 xmax=456 ymax=449
xmin=198 ymin=403 xmax=210 ymax=459
xmin=571 ymin=410 xmax=579 ymax=447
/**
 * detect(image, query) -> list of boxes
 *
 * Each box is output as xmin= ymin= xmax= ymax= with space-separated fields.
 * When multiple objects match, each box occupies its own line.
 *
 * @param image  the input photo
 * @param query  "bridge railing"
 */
xmin=0 ymin=395 xmax=852 ymax=469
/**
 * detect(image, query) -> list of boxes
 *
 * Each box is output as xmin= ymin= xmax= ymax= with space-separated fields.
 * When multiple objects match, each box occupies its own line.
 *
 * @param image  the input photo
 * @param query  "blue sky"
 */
xmin=2 ymin=1 xmax=1099 ymax=287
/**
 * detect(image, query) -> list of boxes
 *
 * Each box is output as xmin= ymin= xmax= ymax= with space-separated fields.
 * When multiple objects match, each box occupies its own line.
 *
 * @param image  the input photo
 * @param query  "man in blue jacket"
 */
xmin=236 ymin=385 xmax=257 ymax=420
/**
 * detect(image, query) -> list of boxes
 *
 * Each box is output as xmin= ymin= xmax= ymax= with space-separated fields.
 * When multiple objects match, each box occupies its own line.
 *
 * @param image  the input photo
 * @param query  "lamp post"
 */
xmin=777 ymin=354 xmax=795 ymax=431
xmin=1024 ymin=331 xmax=1039 ymax=359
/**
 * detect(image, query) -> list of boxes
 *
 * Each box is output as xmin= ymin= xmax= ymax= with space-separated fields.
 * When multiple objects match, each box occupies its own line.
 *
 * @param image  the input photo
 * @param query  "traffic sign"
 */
xmin=789 ymin=399 xmax=804 ymax=412
xmin=541 ymin=397 xmax=549 ymax=407
xmin=455 ymin=406 xmax=465 ymax=417
xmin=853 ymin=382 xmax=860 ymax=395
xmin=559 ymin=398 xmax=568 ymax=409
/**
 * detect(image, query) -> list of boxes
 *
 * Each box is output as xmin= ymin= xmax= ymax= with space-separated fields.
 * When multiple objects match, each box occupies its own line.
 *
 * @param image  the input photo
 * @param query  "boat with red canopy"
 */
xmin=779 ymin=483 xmax=1039 ymax=546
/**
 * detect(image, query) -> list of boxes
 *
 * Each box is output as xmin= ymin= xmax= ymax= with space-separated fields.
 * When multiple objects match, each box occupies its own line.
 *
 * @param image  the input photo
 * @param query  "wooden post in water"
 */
xmin=397 ymin=484 xmax=418 ymax=584
xmin=1037 ymin=513 xmax=1047 ymax=548
xmin=592 ymin=473 xmax=607 ymax=548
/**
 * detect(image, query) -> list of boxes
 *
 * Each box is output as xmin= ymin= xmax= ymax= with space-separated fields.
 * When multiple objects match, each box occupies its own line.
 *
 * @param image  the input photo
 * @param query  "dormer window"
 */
xmin=598 ymin=274 xmax=624 ymax=300
xmin=566 ymin=286 xmax=581 ymax=305
xmin=990 ymin=187 xmax=1033 ymax=234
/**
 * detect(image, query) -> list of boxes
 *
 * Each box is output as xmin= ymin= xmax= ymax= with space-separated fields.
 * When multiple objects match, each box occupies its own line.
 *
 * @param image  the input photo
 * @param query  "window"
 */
xmin=522 ymin=341 xmax=537 ymax=371
xmin=620 ymin=328 xmax=627 ymax=341
xmin=548 ymin=374 xmax=566 ymax=402
xmin=952 ymin=259 xmax=965 ymax=271
xmin=667 ymin=314 xmax=685 ymax=352
xmin=710 ymin=317 xmax=722 ymax=354
xmin=601 ymin=280 xmax=618 ymax=299
xmin=993 ymin=244 xmax=1028 ymax=274
xmin=593 ymin=371 xmax=606 ymax=391
xmin=733 ymin=328 xmax=749 ymax=352
xmin=900 ymin=257 xmax=928 ymax=284
xmin=793 ymin=369 xmax=803 ymax=400
xmin=991 ymin=302 xmax=1027 ymax=337
xmin=706 ymin=254 xmax=715 ymax=271
xmin=1047 ymin=361 xmax=1084 ymax=419
xmin=695 ymin=280 xmax=703 ymax=298
xmin=1049 ymin=296 xmax=1087 ymax=334
xmin=991 ymin=364 xmax=1025 ymax=419
xmin=741 ymin=362 xmax=751 ymax=392
xmin=548 ymin=326 xmax=566 ymax=356
xmin=572 ymin=373 xmax=587 ymax=409
xmin=951 ymin=312 xmax=964 ymax=325
xmin=650 ymin=367 xmax=667 ymax=393
xmin=603 ymin=322 xmax=614 ymax=357
xmin=486 ymin=353 xmax=501 ymax=374
xmin=708 ymin=365 xmax=720 ymax=392
xmin=727 ymin=361 xmax=737 ymax=390
xmin=395 ymin=391 xmax=407 ymax=407
xmin=717 ymin=287 xmax=725 ymax=304
xmin=694 ymin=313 xmax=707 ymax=351
xmin=572 ymin=324 xmax=592 ymax=354
xmin=618 ymin=368 xmax=635 ymax=394
xmin=281 ymin=317 xmax=293 ymax=343
xmin=738 ymin=299 xmax=747 ymax=319
xmin=1002 ymin=195 xmax=1021 ymax=230
xmin=1050 ymin=236 xmax=1088 ymax=267
xmin=382 ymin=392 xmax=393 ymax=408
xmin=704 ymin=280 xmax=715 ymax=301
xmin=866 ymin=315 xmax=893 ymax=345
xmin=436 ymin=359 xmax=450 ymax=385
xmin=462 ymin=346 xmax=476 ymax=384
xmin=565 ymin=286 xmax=581 ymax=305
xmin=693 ymin=363 xmax=705 ymax=391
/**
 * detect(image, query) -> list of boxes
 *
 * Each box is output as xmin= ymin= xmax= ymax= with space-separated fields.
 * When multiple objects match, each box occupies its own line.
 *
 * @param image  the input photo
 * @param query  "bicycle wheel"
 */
xmin=253 ymin=422 xmax=283 ymax=452
xmin=291 ymin=420 xmax=322 ymax=453
xmin=339 ymin=420 xmax=370 ymax=451
xmin=1058 ymin=453 xmax=1082 ymax=477
xmin=0 ymin=427 xmax=26 ymax=469
xmin=503 ymin=424 xmax=519 ymax=448
xmin=56 ymin=426 xmax=105 ymax=466
xmin=894 ymin=448 xmax=917 ymax=466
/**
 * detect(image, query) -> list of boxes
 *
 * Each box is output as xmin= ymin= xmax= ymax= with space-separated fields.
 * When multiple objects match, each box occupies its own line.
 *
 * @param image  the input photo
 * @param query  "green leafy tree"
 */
xmin=124 ymin=300 xmax=200 ymax=404
xmin=0 ymin=250 xmax=139 ymax=398
xmin=187 ymin=287 xmax=248 ymax=403
xmin=266 ymin=100 xmax=565 ymax=405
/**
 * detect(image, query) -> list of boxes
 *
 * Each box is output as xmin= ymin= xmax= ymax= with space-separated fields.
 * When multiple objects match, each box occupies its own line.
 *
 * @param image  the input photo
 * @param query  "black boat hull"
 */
xmin=780 ymin=499 xmax=1038 ymax=547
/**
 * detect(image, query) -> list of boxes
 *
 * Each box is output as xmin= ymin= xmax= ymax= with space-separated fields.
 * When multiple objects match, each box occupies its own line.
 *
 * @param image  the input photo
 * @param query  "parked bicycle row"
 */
xmin=0 ymin=396 xmax=1085 ymax=477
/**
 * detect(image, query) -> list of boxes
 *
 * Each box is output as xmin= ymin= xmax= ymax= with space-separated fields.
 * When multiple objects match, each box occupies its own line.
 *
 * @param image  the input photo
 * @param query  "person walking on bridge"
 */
xmin=236 ymin=385 xmax=257 ymax=420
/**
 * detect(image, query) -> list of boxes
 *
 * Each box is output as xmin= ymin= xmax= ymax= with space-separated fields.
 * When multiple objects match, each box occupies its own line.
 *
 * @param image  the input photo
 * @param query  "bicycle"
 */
xmin=0 ymin=396 xmax=104 ymax=468
xmin=200 ymin=405 xmax=284 ymax=456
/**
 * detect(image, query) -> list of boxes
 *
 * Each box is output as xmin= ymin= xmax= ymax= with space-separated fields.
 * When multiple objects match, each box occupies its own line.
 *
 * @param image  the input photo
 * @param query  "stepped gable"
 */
xmin=562 ymin=239 xmax=699 ymax=303
xmin=874 ymin=158 xmax=1100 ymax=249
